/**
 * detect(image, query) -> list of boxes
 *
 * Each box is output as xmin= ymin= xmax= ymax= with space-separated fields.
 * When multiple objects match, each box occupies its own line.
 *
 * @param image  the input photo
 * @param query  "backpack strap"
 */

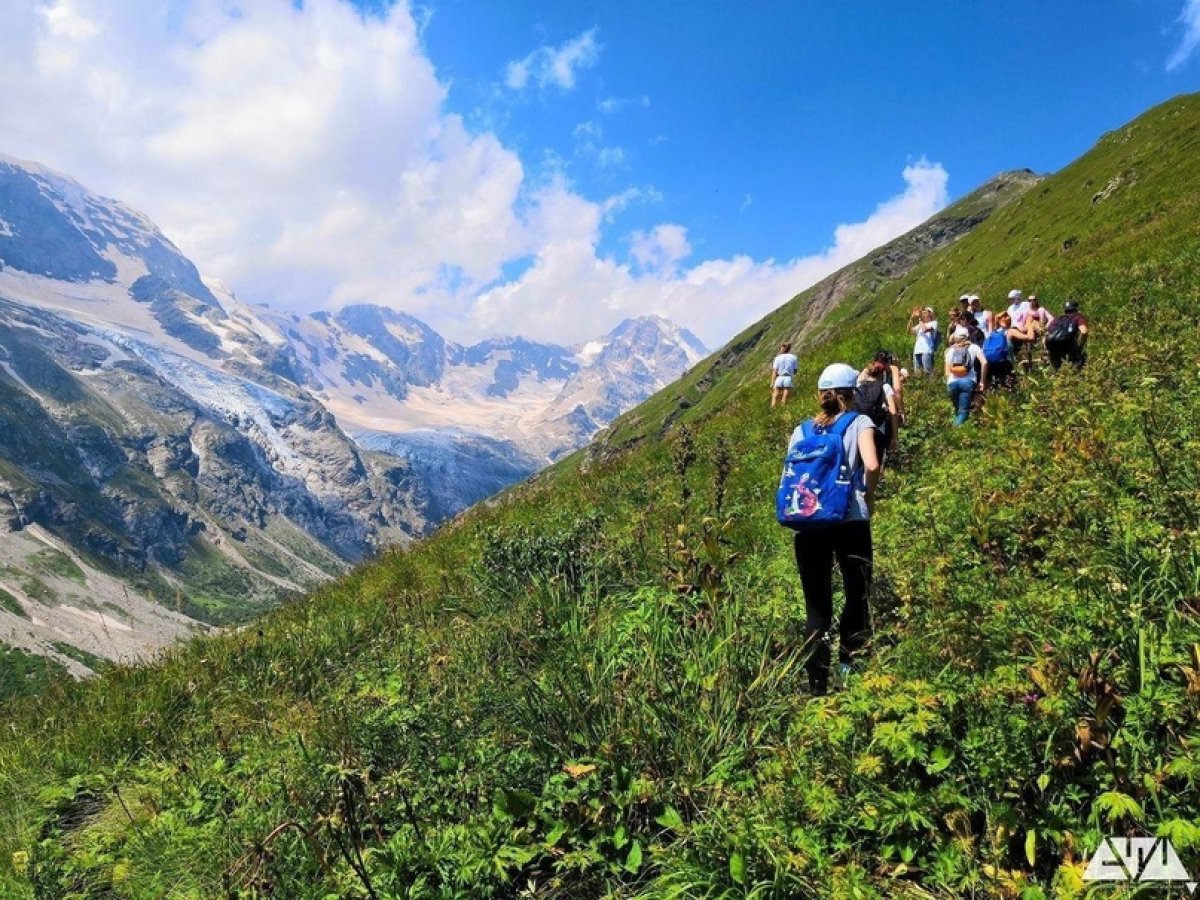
xmin=827 ymin=410 xmax=857 ymax=438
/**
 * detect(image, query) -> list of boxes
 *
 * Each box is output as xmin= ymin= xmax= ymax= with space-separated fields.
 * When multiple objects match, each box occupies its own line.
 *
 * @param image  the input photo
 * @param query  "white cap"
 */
xmin=951 ymin=326 xmax=970 ymax=340
xmin=817 ymin=363 xmax=859 ymax=390
xmin=969 ymin=294 xmax=981 ymax=302
xmin=1008 ymin=289 xmax=1023 ymax=300
xmin=959 ymin=294 xmax=971 ymax=302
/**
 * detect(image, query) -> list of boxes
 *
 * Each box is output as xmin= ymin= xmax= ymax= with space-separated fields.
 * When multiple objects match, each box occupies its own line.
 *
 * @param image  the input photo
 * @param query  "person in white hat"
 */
xmin=1006 ymin=289 xmax=1037 ymax=372
xmin=1006 ymin=289 xmax=1030 ymax=329
xmin=786 ymin=362 xmax=881 ymax=695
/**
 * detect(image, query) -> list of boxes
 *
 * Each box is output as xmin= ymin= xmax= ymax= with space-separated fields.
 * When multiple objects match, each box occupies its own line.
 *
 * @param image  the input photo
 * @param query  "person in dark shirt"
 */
xmin=1045 ymin=300 xmax=1089 ymax=371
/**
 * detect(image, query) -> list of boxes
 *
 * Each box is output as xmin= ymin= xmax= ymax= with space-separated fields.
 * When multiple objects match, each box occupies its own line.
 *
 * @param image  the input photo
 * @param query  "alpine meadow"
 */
xmin=3 ymin=91 xmax=1200 ymax=898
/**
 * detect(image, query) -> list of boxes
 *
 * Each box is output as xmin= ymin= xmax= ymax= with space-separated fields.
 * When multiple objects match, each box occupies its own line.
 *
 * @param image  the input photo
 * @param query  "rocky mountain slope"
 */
xmin=0 ymin=155 xmax=707 ymax=667
xmin=265 ymin=303 xmax=708 ymax=464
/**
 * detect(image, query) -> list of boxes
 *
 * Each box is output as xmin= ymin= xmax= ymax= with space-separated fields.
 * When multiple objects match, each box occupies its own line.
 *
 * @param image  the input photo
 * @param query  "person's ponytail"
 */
xmin=815 ymin=387 xmax=853 ymax=426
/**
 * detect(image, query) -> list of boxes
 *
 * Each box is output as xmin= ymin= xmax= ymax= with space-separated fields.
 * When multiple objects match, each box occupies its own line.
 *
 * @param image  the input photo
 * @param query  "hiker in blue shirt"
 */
xmin=787 ymin=363 xmax=881 ymax=696
xmin=770 ymin=342 xmax=800 ymax=407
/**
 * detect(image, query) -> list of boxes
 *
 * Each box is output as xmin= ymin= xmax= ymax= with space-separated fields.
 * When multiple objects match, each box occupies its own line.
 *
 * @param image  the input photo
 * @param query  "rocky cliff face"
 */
xmin=0 ymin=298 xmax=426 ymax=671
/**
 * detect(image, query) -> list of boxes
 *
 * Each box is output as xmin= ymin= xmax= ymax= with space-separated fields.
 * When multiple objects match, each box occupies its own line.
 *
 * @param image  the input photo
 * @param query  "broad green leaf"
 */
xmin=926 ymin=746 xmax=954 ymax=774
xmin=655 ymin=805 xmax=685 ymax=832
xmin=625 ymin=840 xmax=643 ymax=873
xmin=492 ymin=787 xmax=536 ymax=820
xmin=1094 ymin=791 xmax=1144 ymax=825
xmin=730 ymin=850 xmax=745 ymax=885
xmin=612 ymin=823 xmax=628 ymax=849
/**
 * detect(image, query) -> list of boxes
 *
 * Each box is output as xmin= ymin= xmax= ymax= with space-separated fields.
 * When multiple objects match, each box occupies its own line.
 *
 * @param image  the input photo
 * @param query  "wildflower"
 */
xmin=1020 ymin=692 xmax=1039 ymax=705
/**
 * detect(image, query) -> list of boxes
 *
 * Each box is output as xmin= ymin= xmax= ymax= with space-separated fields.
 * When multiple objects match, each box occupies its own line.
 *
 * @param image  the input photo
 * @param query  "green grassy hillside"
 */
xmin=2 ymin=94 xmax=1200 ymax=898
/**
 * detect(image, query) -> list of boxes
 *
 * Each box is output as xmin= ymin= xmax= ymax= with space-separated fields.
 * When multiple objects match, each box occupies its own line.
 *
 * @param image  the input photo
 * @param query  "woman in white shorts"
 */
xmin=771 ymin=342 xmax=799 ymax=407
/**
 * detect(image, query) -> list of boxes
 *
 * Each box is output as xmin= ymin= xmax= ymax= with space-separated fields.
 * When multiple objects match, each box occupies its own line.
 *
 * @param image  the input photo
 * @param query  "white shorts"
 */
xmin=774 ymin=375 xmax=794 ymax=389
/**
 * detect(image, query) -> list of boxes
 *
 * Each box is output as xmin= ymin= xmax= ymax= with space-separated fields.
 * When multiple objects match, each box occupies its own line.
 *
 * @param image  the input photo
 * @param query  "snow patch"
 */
xmin=574 ymin=339 xmax=606 ymax=365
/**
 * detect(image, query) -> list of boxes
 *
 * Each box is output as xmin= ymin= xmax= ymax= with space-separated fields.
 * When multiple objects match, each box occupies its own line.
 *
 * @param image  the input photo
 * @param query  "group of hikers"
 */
xmin=908 ymin=289 xmax=1090 ymax=423
xmin=771 ymin=289 xmax=1091 ymax=695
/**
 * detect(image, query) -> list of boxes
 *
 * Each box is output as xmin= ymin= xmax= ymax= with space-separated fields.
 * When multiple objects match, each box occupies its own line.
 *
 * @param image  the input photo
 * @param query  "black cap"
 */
xmin=1064 ymin=299 xmax=1079 ymax=313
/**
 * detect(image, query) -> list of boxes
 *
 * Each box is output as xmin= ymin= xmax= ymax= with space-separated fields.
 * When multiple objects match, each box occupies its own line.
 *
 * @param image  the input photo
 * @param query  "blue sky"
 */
xmin=422 ymin=1 xmax=1198 ymax=263
xmin=0 ymin=1 xmax=1197 ymax=345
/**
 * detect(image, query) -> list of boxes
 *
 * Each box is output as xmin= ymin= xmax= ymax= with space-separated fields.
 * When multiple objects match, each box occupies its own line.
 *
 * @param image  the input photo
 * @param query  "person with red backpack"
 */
xmin=1045 ymin=299 xmax=1089 ymax=370
xmin=777 ymin=363 xmax=881 ymax=696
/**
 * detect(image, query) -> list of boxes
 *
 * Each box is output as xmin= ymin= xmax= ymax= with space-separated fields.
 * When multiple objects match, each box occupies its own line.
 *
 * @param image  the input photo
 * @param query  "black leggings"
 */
xmin=1048 ymin=344 xmax=1085 ymax=371
xmin=794 ymin=521 xmax=873 ymax=693
xmin=989 ymin=359 xmax=1014 ymax=389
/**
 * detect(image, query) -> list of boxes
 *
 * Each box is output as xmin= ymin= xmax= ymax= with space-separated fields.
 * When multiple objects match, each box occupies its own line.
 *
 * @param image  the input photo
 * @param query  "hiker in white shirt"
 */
xmin=908 ymin=306 xmax=938 ymax=374
xmin=771 ymin=342 xmax=800 ymax=407
xmin=968 ymin=295 xmax=993 ymax=334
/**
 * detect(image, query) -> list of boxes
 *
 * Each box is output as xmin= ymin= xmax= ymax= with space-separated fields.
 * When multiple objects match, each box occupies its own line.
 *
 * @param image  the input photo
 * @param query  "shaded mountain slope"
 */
xmin=2 ymin=94 xmax=1200 ymax=898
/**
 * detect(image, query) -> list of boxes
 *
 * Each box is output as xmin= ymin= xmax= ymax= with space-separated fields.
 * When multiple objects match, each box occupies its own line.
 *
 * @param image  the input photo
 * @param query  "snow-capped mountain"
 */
xmin=0 ymin=154 xmax=706 ymax=667
xmin=263 ymin=303 xmax=706 ymax=462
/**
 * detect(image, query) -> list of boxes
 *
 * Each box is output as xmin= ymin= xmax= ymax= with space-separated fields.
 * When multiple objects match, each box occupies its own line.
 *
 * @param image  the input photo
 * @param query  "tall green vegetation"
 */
xmin=1 ymin=95 xmax=1199 ymax=898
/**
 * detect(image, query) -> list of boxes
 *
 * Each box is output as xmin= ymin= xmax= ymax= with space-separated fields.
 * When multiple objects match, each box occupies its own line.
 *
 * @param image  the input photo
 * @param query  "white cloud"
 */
xmin=0 ymin=1 xmax=949 ymax=351
xmin=472 ymin=161 xmax=949 ymax=346
xmin=0 ymin=0 xmax=525 ymax=322
xmin=505 ymin=28 xmax=601 ymax=91
xmin=631 ymin=224 xmax=691 ymax=272
xmin=572 ymin=118 xmax=626 ymax=168
xmin=39 ymin=0 xmax=100 ymax=41
xmin=1167 ymin=0 xmax=1200 ymax=70
xmin=597 ymin=94 xmax=650 ymax=114
xmin=599 ymin=185 xmax=662 ymax=221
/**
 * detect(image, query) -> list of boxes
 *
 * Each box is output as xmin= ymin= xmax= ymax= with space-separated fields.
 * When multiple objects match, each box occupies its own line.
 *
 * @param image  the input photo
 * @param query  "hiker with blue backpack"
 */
xmin=777 ymin=363 xmax=880 ymax=696
xmin=982 ymin=311 xmax=1015 ymax=389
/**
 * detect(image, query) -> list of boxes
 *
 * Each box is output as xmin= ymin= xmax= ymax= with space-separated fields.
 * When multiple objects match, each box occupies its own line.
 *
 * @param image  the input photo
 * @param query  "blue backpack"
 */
xmin=983 ymin=329 xmax=1009 ymax=364
xmin=776 ymin=412 xmax=859 ymax=530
